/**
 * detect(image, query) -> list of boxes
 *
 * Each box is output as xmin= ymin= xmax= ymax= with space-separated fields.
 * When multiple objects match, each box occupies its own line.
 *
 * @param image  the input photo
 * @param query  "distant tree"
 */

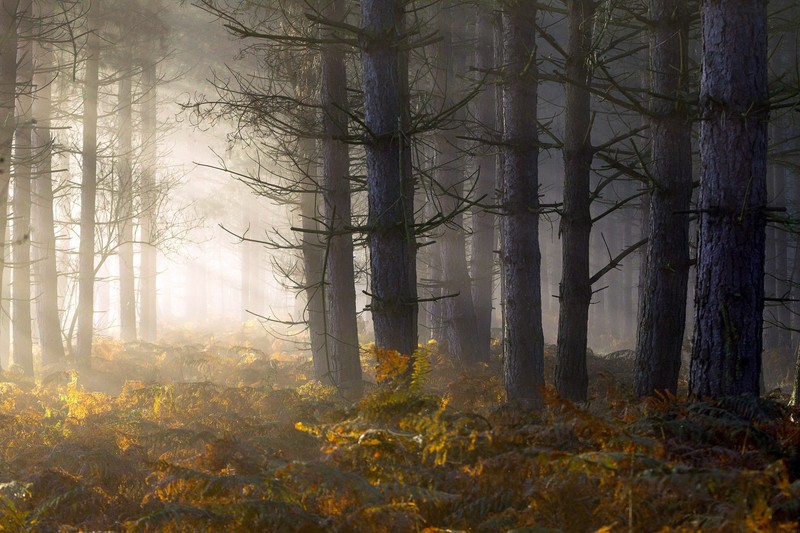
xmin=117 ymin=74 xmax=136 ymax=342
xmin=75 ymin=11 xmax=100 ymax=369
xmin=499 ymin=1 xmax=544 ymax=402
xmin=433 ymin=2 xmax=481 ymax=365
xmin=31 ymin=45 xmax=66 ymax=366
xmin=0 ymin=0 xmax=17 ymax=372
xmin=12 ymin=0 xmax=35 ymax=375
xmin=689 ymin=0 xmax=768 ymax=397
xmin=471 ymin=6 xmax=498 ymax=361
xmin=139 ymin=56 xmax=158 ymax=343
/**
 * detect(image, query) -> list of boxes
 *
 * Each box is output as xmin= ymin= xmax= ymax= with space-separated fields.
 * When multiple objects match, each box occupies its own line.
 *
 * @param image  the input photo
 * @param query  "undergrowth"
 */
xmin=0 ymin=338 xmax=798 ymax=531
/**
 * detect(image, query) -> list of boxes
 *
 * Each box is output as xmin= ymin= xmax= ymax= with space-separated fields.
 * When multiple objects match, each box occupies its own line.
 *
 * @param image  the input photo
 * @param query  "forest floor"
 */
xmin=1 ymin=328 xmax=799 ymax=532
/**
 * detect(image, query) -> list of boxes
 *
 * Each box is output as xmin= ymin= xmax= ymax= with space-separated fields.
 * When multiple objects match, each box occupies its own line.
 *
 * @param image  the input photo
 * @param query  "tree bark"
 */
xmin=139 ymin=61 xmax=158 ymax=343
xmin=360 ymin=0 xmax=418 ymax=356
xmin=31 ymin=48 xmax=65 ymax=366
xmin=319 ymin=0 xmax=362 ymax=395
xmin=12 ymin=0 xmax=34 ymax=375
xmin=689 ymin=0 xmax=768 ymax=397
xmin=500 ymin=3 xmax=544 ymax=403
xmin=118 ymin=75 xmax=137 ymax=342
xmin=555 ymin=0 xmax=594 ymax=402
xmin=634 ymin=0 xmax=692 ymax=397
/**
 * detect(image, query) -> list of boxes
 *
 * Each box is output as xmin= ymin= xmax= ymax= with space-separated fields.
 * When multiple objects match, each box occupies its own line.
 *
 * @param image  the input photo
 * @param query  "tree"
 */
xmin=471 ymin=7 xmax=498 ymax=361
xmin=633 ymin=0 xmax=692 ymax=397
xmin=499 ymin=1 xmax=544 ymax=402
xmin=0 ymin=0 xmax=17 ymax=370
xmin=555 ymin=0 xmax=595 ymax=402
xmin=139 ymin=57 xmax=158 ymax=343
xmin=433 ymin=2 xmax=481 ymax=365
xmin=75 ymin=14 xmax=100 ymax=368
xmin=12 ymin=0 xmax=35 ymax=376
xmin=117 ymin=73 xmax=137 ymax=342
xmin=360 ymin=0 xmax=418 ymax=356
xmin=689 ymin=0 xmax=768 ymax=397
xmin=32 ymin=45 xmax=66 ymax=366
xmin=319 ymin=0 xmax=362 ymax=394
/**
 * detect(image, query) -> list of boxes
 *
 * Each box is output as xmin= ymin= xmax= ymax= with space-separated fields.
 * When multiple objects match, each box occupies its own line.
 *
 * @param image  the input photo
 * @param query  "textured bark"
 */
xmin=634 ymin=0 xmax=692 ymax=397
xmin=31 ymin=49 xmax=65 ymax=366
xmin=12 ymin=0 xmax=34 ymax=375
xmin=500 ymin=3 xmax=544 ymax=403
xmin=471 ymin=8 xmax=497 ymax=361
xmin=434 ymin=4 xmax=481 ymax=366
xmin=139 ymin=62 xmax=158 ymax=343
xmin=360 ymin=0 xmax=418 ymax=356
xmin=118 ymin=75 xmax=136 ymax=342
xmin=689 ymin=0 xmax=768 ymax=397
xmin=0 ymin=0 xmax=16 ymax=371
xmin=555 ymin=0 xmax=594 ymax=402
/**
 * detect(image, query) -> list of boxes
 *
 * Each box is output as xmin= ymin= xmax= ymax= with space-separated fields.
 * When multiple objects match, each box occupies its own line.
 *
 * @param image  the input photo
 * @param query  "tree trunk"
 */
xmin=118 ymin=75 xmax=137 ymax=342
xmin=31 ymin=48 xmax=65 ymax=366
xmin=319 ymin=0 xmax=362 ymax=395
xmin=139 ymin=61 xmax=158 ymax=343
xmin=0 ymin=0 xmax=16 ymax=371
xmin=555 ymin=0 xmax=594 ymax=402
xmin=471 ymin=9 xmax=497 ymax=361
xmin=299 ymin=145 xmax=329 ymax=383
xmin=76 ymin=26 xmax=99 ymax=368
xmin=634 ymin=0 xmax=692 ymax=397
xmin=360 ymin=0 xmax=418 ymax=356
xmin=500 ymin=3 xmax=544 ymax=403
xmin=689 ymin=0 xmax=768 ymax=397
xmin=12 ymin=0 xmax=34 ymax=375
xmin=434 ymin=4 xmax=481 ymax=366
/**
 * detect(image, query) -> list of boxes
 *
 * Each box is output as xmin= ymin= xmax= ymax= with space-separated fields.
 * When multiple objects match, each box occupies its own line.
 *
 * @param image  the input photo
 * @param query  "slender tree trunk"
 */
xmin=118 ymin=75 xmax=136 ymax=342
xmin=299 ymin=145 xmax=329 ymax=383
xmin=434 ymin=4 xmax=481 ymax=366
xmin=76 ymin=26 xmax=99 ymax=368
xmin=500 ymin=3 xmax=544 ymax=403
xmin=0 ymin=0 xmax=17 ymax=371
xmin=689 ymin=0 xmax=768 ymax=397
xmin=12 ymin=1 xmax=34 ymax=375
xmin=634 ymin=0 xmax=692 ymax=397
xmin=31 ymin=49 xmax=65 ymax=366
xmin=139 ymin=62 xmax=158 ymax=343
xmin=472 ymin=9 xmax=497 ymax=360
xmin=319 ymin=0 xmax=362 ymax=395
xmin=360 ymin=0 xmax=418 ymax=356
xmin=555 ymin=0 xmax=594 ymax=402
